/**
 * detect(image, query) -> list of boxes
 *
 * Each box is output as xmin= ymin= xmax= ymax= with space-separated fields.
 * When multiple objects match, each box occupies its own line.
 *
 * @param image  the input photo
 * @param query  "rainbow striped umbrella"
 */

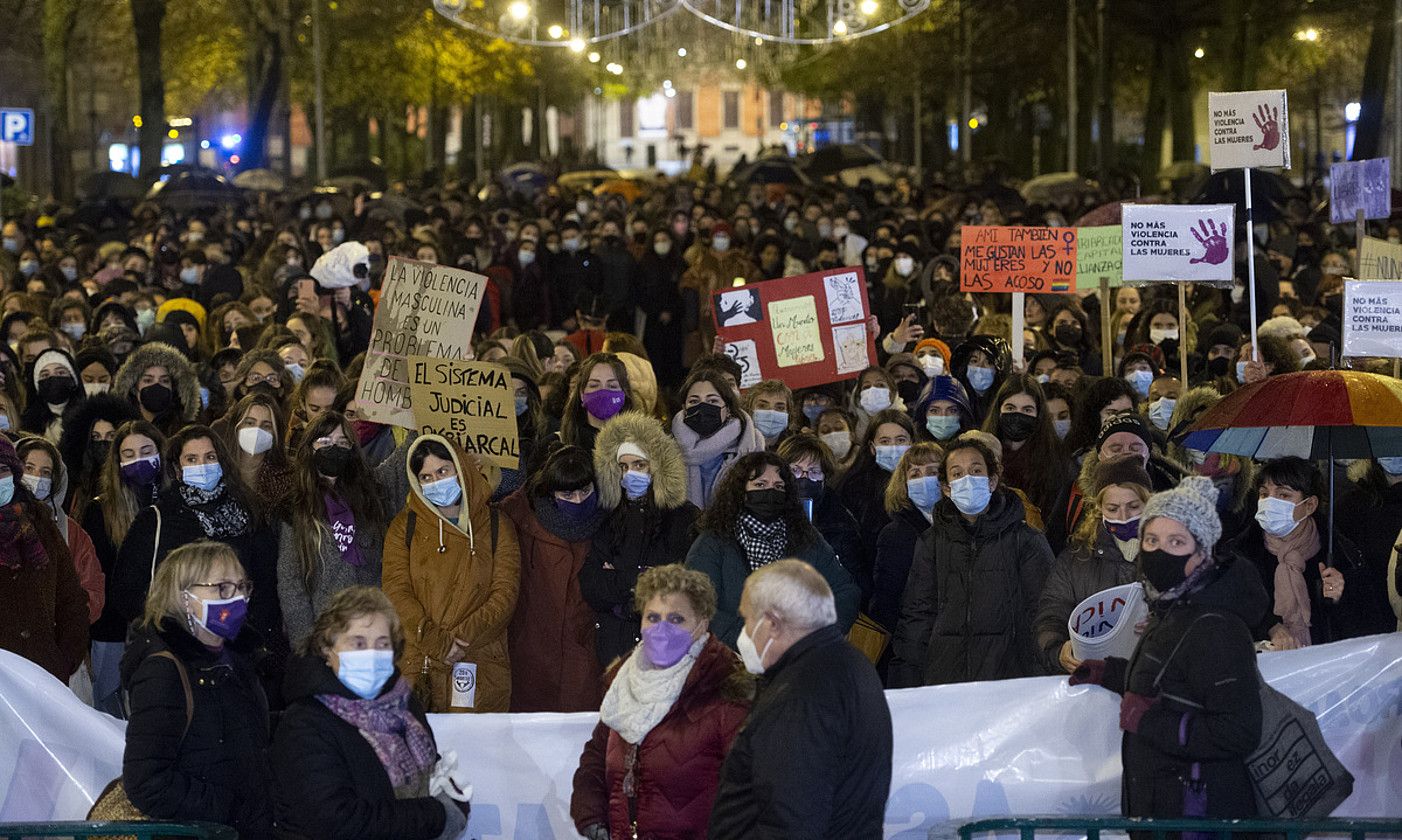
xmin=1182 ymin=370 xmax=1402 ymax=459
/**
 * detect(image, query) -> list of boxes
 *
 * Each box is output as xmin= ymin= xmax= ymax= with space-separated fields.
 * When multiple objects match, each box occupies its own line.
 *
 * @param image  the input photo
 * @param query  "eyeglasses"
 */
xmin=245 ymin=372 xmax=280 ymax=386
xmin=790 ymin=465 xmax=824 ymax=482
xmin=190 ymin=579 xmax=253 ymax=599
xmin=313 ymin=437 xmax=352 ymax=451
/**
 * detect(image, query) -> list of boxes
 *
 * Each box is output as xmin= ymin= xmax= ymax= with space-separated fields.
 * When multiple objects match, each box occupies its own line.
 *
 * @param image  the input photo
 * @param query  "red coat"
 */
xmin=500 ymin=491 xmax=602 ymax=712
xmin=570 ymin=636 xmax=751 ymax=840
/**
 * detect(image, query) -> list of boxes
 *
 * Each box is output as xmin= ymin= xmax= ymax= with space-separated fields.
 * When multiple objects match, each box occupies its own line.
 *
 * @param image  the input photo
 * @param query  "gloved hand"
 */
xmin=1068 ymin=659 xmax=1106 ymax=686
xmin=435 ymin=792 xmax=468 ymax=839
xmin=1120 ymin=691 xmax=1158 ymax=734
xmin=429 ymin=750 xmax=473 ymax=804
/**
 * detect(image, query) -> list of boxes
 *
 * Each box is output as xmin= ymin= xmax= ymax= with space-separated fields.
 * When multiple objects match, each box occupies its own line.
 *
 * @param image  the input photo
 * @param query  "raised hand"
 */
xmin=1252 ymin=103 xmax=1281 ymax=151
xmin=1188 ymin=218 xmax=1229 ymax=266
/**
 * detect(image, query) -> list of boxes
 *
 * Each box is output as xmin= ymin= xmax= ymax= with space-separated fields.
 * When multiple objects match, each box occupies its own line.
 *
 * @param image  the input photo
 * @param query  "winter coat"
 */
xmin=811 ymin=489 xmax=870 ymax=605
xmin=709 ymin=625 xmax=892 ymax=839
xmin=0 ymin=514 xmax=88 ymax=680
xmin=57 ymin=393 xmax=138 ymax=514
xmin=637 ymin=251 xmax=687 ymax=389
xmin=582 ymin=413 xmax=699 ymax=666
xmin=1046 ymin=449 xmax=1188 ymax=555
xmin=37 ymin=455 xmax=104 ymax=623
xmin=570 ymin=636 xmax=751 ymax=840
xmin=1102 ymin=557 xmax=1268 ymax=821
xmin=121 ymin=619 xmax=273 ymax=839
xmin=684 ymin=529 xmax=860 ymax=649
xmin=1034 ymin=526 xmax=1138 ymax=674
xmin=500 ymin=489 xmax=603 ymax=712
xmin=111 ymin=342 xmax=202 ymax=437
xmin=1334 ymin=476 xmax=1402 ymax=637
xmin=889 ymin=488 xmax=1054 ymax=687
xmin=835 ymin=458 xmax=894 ymax=546
xmin=871 ymin=506 xmax=931 ymax=633
xmin=271 ymin=654 xmax=447 ymax=840
xmin=382 ymin=434 xmax=519 ymax=713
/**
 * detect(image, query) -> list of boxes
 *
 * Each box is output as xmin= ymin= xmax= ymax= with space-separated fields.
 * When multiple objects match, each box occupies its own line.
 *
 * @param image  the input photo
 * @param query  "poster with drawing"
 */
xmin=823 ymin=271 xmax=865 ymax=324
xmin=833 ymin=324 xmax=870 ymax=374
xmin=723 ymin=339 xmax=763 ymax=389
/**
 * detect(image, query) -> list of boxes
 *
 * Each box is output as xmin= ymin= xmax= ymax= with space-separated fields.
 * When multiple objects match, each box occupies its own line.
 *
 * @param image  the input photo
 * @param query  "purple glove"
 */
xmin=1120 ymin=691 xmax=1158 ymax=734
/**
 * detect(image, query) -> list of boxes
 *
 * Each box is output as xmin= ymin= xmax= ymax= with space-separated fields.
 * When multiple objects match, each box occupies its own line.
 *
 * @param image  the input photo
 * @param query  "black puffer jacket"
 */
xmin=870 ymin=505 xmax=930 ymax=634
xmin=121 ymin=619 xmax=273 ymax=839
xmin=1035 ymin=526 xmax=1139 ymax=673
xmin=889 ymin=488 xmax=1054 ymax=687
xmin=271 ymin=654 xmax=447 ymax=840
xmin=811 ymin=489 xmax=869 ymax=605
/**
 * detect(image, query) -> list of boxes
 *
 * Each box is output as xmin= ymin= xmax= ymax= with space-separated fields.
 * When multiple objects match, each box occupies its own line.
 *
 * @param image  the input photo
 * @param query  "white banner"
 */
xmin=1122 ymin=204 xmax=1236 ymax=283
xmin=1343 ymin=280 xmax=1402 ymax=358
xmin=1 ymin=635 xmax=1399 ymax=838
xmin=1209 ymin=89 xmax=1292 ymax=171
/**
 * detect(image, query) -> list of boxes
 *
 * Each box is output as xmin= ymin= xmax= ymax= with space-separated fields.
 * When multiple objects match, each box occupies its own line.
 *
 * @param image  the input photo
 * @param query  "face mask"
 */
xmin=562 ymin=237 xmax=581 ymax=253
xmin=1054 ymin=323 xmax=1082 ymax=346
xmin=1255 ymin=495 xmax=1303 ymax=537
xmin=199 ymin=386 xmax=210 ymax=409
xmin=1139 ymin=547 xmax=1191 ymax=593
xmin=966 ymin=365 xmax=995 ymax=394
xmin=1053 ymin=418 xmax=1072 ymax=440
xmin=182 ymin=462 xmax=223 ymax=492
xmin=998 ymin=411 xmax=1036 ymax=443
xmin=313 ymin=446 xmax=354 ymax=478
xmin=60 ymin=266 xmax=78 ymax=283
xmin=1379 ymin=457 xmax=1402 ymax=475
xmin=331 ymin=228 xmax=346 ymax=245
xmin=37 ymin=376 xmax=76 ymax=405
xmin=1122 ymin=370 xmax=1153 ymax=399
xmin=581 ymin=388 xmax=626 ymax=421
xmin=576 ymin=200 xmax=591 ymax=215
xmin=753 ymin=409 xmax=788 ymax=439
xmin=1148 ymin=398 xmax=1176 ymax=431
xmin=315 ymin=203 xmax=333 ymax=220
xmin=1 ymin=237 xmax=17 ymax=254
xmin=683 ymin=402 xmax=725 ymax=438
xmin=949 ymin=474 xmax=991 ymax=515
xmin=926 ymin=414 xmax=961 ymax=441
xmin=514 ymin=393 xmax=529 ymax=417
xmin=711 ymin=235 xmax=730 ymax=253
xmin=517 ymin=250 xmax=536 ymax=267
xmin=1149 ymin=327 xmax=1178 ymax=345
xmin=1235 ymin=360 xmax=1249 ymax=384
xmin=186 ymin=593 xmax=248 ymax=641
xmin=1206 ymin=356 xmax=1230 ymax=378
xmin=744 ymin=487 xmax=788 ymax=521
xmin=642 ymin=621 xmax=695 ymax=669
xmin=80 ymin=379 xmax=110 ymax=398
xmin=906 ymin=475 xmax=941 ymax=511
xmin=422 ymin=476 xmax=463 ymax=508
xmin=557 ymin=490 xmax=599 ymax=520
xmin=621 ymin=470 xmax=652 ymax=500
xmin=817 ymin=223 xmax=833 ymax=239
xmin=801 ymin=404 xmax=826 ymax=424
xmin=0 ymin=475 xmax=12 ymax=506
xmin=121 ymin=456 xmax=161 ymax=487
xmin=784 ymin=217 xmax=799 ymax=232
xmin=737 ymin=618 xmax=772 ymax=675
xmin=859 ymin=386 xmax=892 ymax=413
xmin=88 ymin=439 xmax=112 ymax=466
xmin=919 ymin=356 xmax=944 ymax=377
xmin=896 ymin=380 xmax=921 ymax=405
xmin=136 ymin=309 xmax=156 ymax=333
xmin=654 ymin=241 xmax=672 ymax=257
xmin=337 ymin=648 xmax=395 ymax=699
xmin=1104 ymin=516 xmax=1140 ymax=542
xmin=18 ymin=260 xmax=38 ymax=278
xmin=139 ymin=383 xmax=175 ymax=414
xmin=833 ymin=225 xmax=849 ymax=239
xmin=0 ymin=415 xmax=9 ymax=432
xmin=894 ymin=256 xmax=916 ymax=277
xmin=821 ymin=431 xmax=852 ymax=460
xmin=21 ymin=473 xmax=50 ymax=501
xmin=285 ymin=363 xmax=306 ymax=384
xmin=179 ymin=267 xmax=200 ymax=285
xmin=793 ymin=477 xmax=824 ymax=504
xmin=875 ymin=444 xmax=909 ymax=472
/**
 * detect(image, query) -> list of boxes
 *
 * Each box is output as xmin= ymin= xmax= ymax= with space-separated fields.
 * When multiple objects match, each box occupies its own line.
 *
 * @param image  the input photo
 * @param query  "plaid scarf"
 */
xmin=0 ymin=502 xmax=47 ymax=571
xmin=735 ymin=513 xmax=787 ymax=572
xmin=317 ymin=677 xmax=437 ymax=798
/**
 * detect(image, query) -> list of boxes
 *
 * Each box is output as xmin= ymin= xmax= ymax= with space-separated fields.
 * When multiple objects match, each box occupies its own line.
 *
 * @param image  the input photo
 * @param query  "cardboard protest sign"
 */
xmin=1074 ymin=225 xmax=1123 ymax=290
xmin=1208 ymin=89 xmax=1291 ymax=171
xmin=355 ymin=257 xmax=487 ymax=427
xmin=1342 ymin=280 xmax=1402 ymax=358
xmin=1360 ymin=236 xmax=1402 ymax=281
xmin=713 ymin=267 xmax=876 ymax=391
xmin=407 ymin=356 xmax=519 ymax=468
xmin=959 ymin=225 xmax=1078 ymax=293
xmin=1121 ymin=204 xmax=1236 ymax=283
xmin=1330 ymin=158 xmax=1392 ymax=224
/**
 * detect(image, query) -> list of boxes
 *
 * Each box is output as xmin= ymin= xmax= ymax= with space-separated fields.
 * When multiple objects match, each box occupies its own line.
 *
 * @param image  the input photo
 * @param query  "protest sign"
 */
xmin=959 ymin=225 xmax=1078 ymax=293
xmin=1342 ymin=280 xmax=1402 ymax=358
xmin=1208 ymin=89 xmax=1291 ymax=170
xmin=1330 ymin=158 xmax=1392 ymax=224
xmin=354 ymin=257 xmax=487 ymax=427
xmin=407 ymin=356 xmax=519 ymax=469
xmin=1360 ymin=236 xmax=1402 ymax=280
xmin=1074 ymin=225 xmax=1123 ymax=290
xmin=713 ymin=267 xmax=876 ymax=391
xmin=1121 ymin=204 xmax=1236 ymax=283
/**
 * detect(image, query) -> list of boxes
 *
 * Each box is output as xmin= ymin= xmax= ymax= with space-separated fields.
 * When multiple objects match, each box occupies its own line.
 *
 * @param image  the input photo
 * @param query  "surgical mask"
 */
xmin=817 ymin=223 xmax=833 ymax=239
xmin=60 ymin=322 xmax=86 ymax=341
xmin=84 ymin=382 xmax=110 ymax=397
xmin=185 ymin=593 xmax=248 ymax=641
xmin=182 ymin=463 xmax=223 ymax=492
xmin=581 ymin=388 xmax=626 ymax=421
xmin=906 ymin=475 xmax=941 ymax=511
xmin=315 ymin=203 xmax=333 ymax=220
xmin=60 ymin=265 xmax=78 ymax=283
xmin=875 ymin=444 xmax=909 ymax=472
xmin=711 ymin=235 xmax=731 ymax=253
xmin=642 ymin=621 xmax=695 ymax=669
xmin=966 ymin=365 xmax=995 ymax=394
xmin=517 ymin=250 xmax=536 ymax=267
xmin=949 ymin=474 xmax=991 ymax=515
xmin=562 ymin=237 xmax=581 ymax=253
xmin=576 ymin=199 xmax=591 ymax=215
xmin=621 ymin=470 xmax=652 ymax=500
xmin=1053 ymin=418 xmax=1072 ymax=440
xmin=926 ymin=415 xmax=960 ymax=441
xmin=514 ymin=393 xmax=529 ymax=416
xmin=331 ymin=228 xmax=346 ymax=245
xmin=285 ymin=362 xmax=306 ymax=384
xmin=1235 ymin=360 xmax=1249 ymax=384
xmin=654 ymin=241 xmax=672 ymax=257
xmin=0 ymin=415 xmax=10 ymax=432
xmin=199 ymin=387 xmax=210 ymax=409
xmin=1149 ymin=327 xmax=1178 ymax=345
xmin=1148 ymin=397 xmax=1176 ymax=431
xmin=919 ymin=356 xmax=944 ymax=376
xmin=18 ymin=259 xmax=37 ymax=278
xmin=1036 ymin=373 xmax=1051 ymax=384
xmin=754 ymin=409 xmax=789 ymax=439
xmin=0 ymin=475 xmax=12 ymax=506
xmin=821 ymin=431 xmax=851 ymax=460
xmin=1255 ymin=496 xmax=1304 ymax=537
xmin=422 ymin=476 xmax=463 ymax=508
xmin=1379 ymin=457 xmax=1402 ymax=475
xmin=1125 ymin=370 xmax=1153 ymax=398
xmin=1104 ymin=516 xmax=1140 ymax=542
xmin=802 ymin=404 xmax=825 ymax=424
xmin=784 ymin=217 xmax=799 ymax=232
xmin=179 ymin=267 xmax=200 ymax=285
xmin=737 ymin=618 xmax=772 ymax=674
xmin=894 ymin=256 xmax=916 ymax=277
xmin=337 ymin=648 xmax=395 ymax=699
xmin=136 ymin=309 xmax=156 ymax=333
xmin=1 ymin=237 xmax=17 ymax=254
xmin=237 ymin=426 xmax=274 ymax=456
xmin=859 ymin=386 xmax=892 ymax=413
xmin=21 ymin=473 xmax=50 ymax=501
xmin=120 ymin=456 xmax=161 ymax=487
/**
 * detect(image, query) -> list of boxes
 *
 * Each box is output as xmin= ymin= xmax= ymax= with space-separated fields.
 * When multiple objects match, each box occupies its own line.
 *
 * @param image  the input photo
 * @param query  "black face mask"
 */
xmin=138 ymin=383 xmax=174 ymax=414
xmin=37 ymin=376 xmax=76 ymax=405
xmin=313 ymin=445 xmax=355 ymax=478
xmin=794 ymin=477 xmax=824 ymax=502
xmin=1054 ymin=323 xmax=1082 ymax=347
xmin=896 ymin=379 xmax=921 ymax=405
xmin=247 ymin=382 xmax=281 ymax=402
xmin=998 ymin=411 xmax=1037 ymax=443
xmin=87 ymin=438 xmax=112 ymax=466
xmin=744 ymin=488 xmax=789 ymax=522
xmin=1206 ymin=356 xmax=1231 ymax=378
xmin=1139 ymin=547 xmax=1192 ymax=592
xmin=683 ymin=402 xmax=725 ymax=438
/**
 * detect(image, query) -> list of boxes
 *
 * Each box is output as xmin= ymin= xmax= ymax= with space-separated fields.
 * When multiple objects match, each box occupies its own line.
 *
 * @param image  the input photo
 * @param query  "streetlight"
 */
xmin=1293 ymin=27 xmax=1320 ymax=42
xmin=507 ymin=1 xmax=530 ymax=23
xmin=568 ymin=38 xmax=585 ymax=53
xmin=677 ymin=47 xmax=687 ymax=57
xmin=546 ymin=23 xmax=563 ymax=39
xmin=735 ymin=58 xmax=747 ymax=69
xmin=1193 ymin=47 xmax=1205 ymax=59
xmin=588 ymin=51 xmax=601 ymax=62
xmin=859 ymin=0 xmax=878 ymax=15
xmin=832 ymin=19 xmax=848 ymax=35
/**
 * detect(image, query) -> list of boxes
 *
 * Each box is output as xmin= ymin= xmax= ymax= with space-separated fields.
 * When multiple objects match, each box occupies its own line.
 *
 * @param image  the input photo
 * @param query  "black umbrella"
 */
xmin=1191 ymin=169 xmax=1300 ymax=223
xmin=146 ymin=169 xmax=242 ymax=212
xmin=78 ymin=171 xmax=144 ymax=202
xmin=730 ymin=158 xmax=810 ymax=186
xmin=330 ymin=159 xmax=387 ymax=190
xmin=802 ymin=143 xmax=883 ymax=177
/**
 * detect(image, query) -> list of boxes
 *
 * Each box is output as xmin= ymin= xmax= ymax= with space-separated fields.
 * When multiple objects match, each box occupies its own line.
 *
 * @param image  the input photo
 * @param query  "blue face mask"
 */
xmin=1148 ymin=397 xmax=1176 ymax=431
xmin=906 ymin=475 xmax=942 ymax=511
xmin=966 ymin=365 xmax=995 ymax=394
xmin=514 ymin=394 xmax=529 ymax=416
xmin=421 ymin=476 xmax=463 ymax=508
xmin=0 ymin=475 xmax=13 ymax=506
xmin=753 ymin=409 xmax=789 ymax=439
xmin=337 ymin=649 xmax=395 ymax=700
xmin=1125 ymin=369 xmax=1153 ymax=398
xmin=557 ymin=489 xmax=598 ymax=520
xmin=949 ymin=474 xmax=991 ymax=515
xmin=1379 ymin=457 xmax=1402 ymax=476
xmin=621 ymin=470 xmax=652 ymax=500
xmin=182 ymin=463 xmax=223 ymax=492
xmin=875 ymin=444 xmax=909 ymax=472
xmin=926 ymin=414 xmax=961 ymax=441
xmin=198 ymin=386 xmax=210 ymax=409
xmin=1235 ymin=360 xmax=1249 ymax=384
xmin=801 ymin=404 xmax=826 ymax=424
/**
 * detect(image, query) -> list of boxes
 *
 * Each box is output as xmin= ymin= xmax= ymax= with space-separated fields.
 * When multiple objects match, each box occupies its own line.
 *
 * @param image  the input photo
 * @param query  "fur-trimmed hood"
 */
xmin=57 ymin=392 xmax=140 ymax=484
xmin=112 ymin=341 xmax=201 ymax=425
xmin=593 ymin=411 xmax=688 ymax=512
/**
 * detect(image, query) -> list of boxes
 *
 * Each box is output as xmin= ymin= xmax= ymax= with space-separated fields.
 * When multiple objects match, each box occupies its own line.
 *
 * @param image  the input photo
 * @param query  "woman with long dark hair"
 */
xmin=833 ymin=408 xmax=915 ymax=539
xmin=218 ymin=392 xmax=294 ymax=511
xmin=979 ymin=374 xmax=1069 ymax=518
xmin=556 ymin=352 xmax=635 ymax=454
xmin=57 ymin=392 xmax=138 ymax=517
xmin=671 ymin=368 xmax=765 ymax=509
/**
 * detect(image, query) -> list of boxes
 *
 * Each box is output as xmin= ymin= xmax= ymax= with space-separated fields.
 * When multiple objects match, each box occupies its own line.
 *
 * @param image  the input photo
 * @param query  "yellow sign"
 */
xmin=408 ymin=357 xmax=519 ymax=469
xmin=768 ymin=295 xmax=825 ymax=368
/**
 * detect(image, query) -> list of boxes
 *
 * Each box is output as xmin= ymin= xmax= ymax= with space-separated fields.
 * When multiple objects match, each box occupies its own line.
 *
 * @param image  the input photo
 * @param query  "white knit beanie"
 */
xmin=1140 ymin=475 xmax=1222 ymax=555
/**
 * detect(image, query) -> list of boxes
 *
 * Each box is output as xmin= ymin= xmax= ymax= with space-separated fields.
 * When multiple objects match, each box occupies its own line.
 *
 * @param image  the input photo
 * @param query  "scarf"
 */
xmin=317 ymin=678 xmax=437 ymax=798
xmin=0 ymin=502 xmax=47 ymax=570
xmin=735 ymin=513 xmax=787 ymax=572
xmin=599 ymin=634 xmax=707 ymax=745
xmin=671 ymin=411 xmax=763 ymax=506
xmin=533 ymin=495 xmax=605 ymax=543
xmin=177 ymin=482 xmax=251 ymax=539
xmin=1264 ymin=515 xmax=1320 ymax=648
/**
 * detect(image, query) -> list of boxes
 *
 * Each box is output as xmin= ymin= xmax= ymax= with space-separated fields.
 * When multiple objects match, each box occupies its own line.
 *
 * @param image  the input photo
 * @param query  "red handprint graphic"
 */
xmin=1252 ymin=103 xmax=1280 ymax=152
xmin=1188 ymin=218 xmax=1229 ymax=265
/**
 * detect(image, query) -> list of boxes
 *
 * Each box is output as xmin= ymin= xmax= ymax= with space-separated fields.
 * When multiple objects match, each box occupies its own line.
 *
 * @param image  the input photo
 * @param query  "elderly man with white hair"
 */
xmin=708 ymin=559 xmax=892 ymax=839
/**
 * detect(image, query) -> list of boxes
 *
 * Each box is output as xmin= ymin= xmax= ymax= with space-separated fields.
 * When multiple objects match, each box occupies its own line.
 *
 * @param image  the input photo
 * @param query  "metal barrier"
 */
xmin=956 ymin=816 xmax=1402 ymax=840
xmin=0 ymin=822 xmax=236 ymax=840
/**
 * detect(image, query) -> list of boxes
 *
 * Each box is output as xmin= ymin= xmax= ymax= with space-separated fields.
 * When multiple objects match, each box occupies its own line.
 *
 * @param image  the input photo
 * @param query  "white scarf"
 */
xmin=599 ymin=634 xmax=708 ymax=746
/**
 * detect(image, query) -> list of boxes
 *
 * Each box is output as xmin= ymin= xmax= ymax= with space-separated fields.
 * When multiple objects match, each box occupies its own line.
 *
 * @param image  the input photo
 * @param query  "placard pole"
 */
xmin=1011 ymin=291 xmax=1026 ymax=371
xmin=1356 ymin=208 xmax=1365 ymax=275
xmin=1245 ymin=167 xmax=1260 ymax=361
xmin=1177 ymin=281 xmax=1190 ymax=386
xmin=1099 ymin=277 xmax=1113 ymax=375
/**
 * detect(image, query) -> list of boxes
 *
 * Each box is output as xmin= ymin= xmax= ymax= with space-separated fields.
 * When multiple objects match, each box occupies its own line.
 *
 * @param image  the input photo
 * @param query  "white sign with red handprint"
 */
xmin=1121 ymin=203 xmax=1236 ymax=282
xmin=1208 ymin=89 xmax=1291 ymax=171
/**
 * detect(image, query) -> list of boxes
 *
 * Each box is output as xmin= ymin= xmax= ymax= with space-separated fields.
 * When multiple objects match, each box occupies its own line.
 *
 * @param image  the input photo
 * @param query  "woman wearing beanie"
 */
xmin=1069 ymin=475 xmax=1269 ymax=823
xmin=23 ymin=348 xmax=80 ymax=441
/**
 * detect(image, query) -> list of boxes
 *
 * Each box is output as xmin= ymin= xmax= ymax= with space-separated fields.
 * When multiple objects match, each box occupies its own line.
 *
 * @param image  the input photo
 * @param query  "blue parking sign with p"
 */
xmin=1 ymin=109 xmax=34 ymax=146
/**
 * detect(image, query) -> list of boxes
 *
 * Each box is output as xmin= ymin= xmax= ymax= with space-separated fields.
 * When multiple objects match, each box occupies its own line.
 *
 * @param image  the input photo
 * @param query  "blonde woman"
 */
xmin=870 ymin=442 xmax=944 ymax=634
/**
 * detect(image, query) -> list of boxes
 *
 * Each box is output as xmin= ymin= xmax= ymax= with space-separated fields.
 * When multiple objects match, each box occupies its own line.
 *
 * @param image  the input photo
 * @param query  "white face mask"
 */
xmin=894 ymin=256 xmax=916 ymax=277
xmin=820 ymin=431 xmax=852 ymax=460
xmin=83 ymin=382 xmax=110 ymax=397
xmin=737 ymin=617 xmax=772 ymax=674
xmin=1150 ymin=327 xmax=1179 ymax=345
xmin=859 ymin=386 xmax=892 ymax=413
xmin=237 ymin=426 xmax=274 ymax=456
xmin=654 ymin=241 xmax=672 ymax=256
xmin=1148 ymin=397 xmax=1177 ymax=431
xmin=919 ymin=356 xmax=944 ymax=377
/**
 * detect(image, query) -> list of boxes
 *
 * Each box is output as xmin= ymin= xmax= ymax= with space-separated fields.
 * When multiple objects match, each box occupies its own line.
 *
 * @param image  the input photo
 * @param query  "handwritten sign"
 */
xmin=713 ymin=267 xmax=876 ymax=391
xmin=1074 ymin=225 xmax=1123 ymax=290
xmin=407 ymin=357 xmax=519 ymax=469
xmin=355 ymin=257 xmax=487 ymax=427
xmin=1331 ymin=158 xmax=1392 ymax=224
xmin=1121 ymin=204 xmax=1235 ymax=283
xmin=1208 ymin=89 xmax=1291 ymax=171
xmin=959 ymin=225 xmax=1078 ymax=294
xmin=1360 ymin=236 xmax=1402 ymax=281
xmin=1342 ymin=280 xmax=1402 ymax=358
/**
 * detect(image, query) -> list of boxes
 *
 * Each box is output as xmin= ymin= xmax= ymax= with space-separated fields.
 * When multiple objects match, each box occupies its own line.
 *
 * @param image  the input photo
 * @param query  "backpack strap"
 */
xmin=1152 ymin=611 xmax=1227 ymax=694
xmin=405 ymin=510 xmax=417 ymax=550
xmin=490 ymin=506 xmax=499 ymax=554
xmin=149 ymin=650 xmax=194 ymax=740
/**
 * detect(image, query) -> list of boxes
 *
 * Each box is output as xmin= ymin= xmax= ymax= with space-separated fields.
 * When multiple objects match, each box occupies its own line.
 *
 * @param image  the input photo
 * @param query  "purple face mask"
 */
xmin=642 ymin=621 xmax=695 ymax=669
xmin=188 ymin=594 xmax=248 ymax=641
xmin=120 ymin=456 xmax=161 ymax=487
xmin=1104 ymin=516 xmax=1141 ymax=542
xmin=581 ymin=388 xmax=626 ymax=421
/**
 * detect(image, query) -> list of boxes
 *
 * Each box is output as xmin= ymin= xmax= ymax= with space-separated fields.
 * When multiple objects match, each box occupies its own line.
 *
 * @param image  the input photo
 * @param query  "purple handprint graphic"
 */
xmin=1188 ymin=219 xmax=1229 ymax=265
xmin=1252 ymin=103 xmax=1281 ymax=151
